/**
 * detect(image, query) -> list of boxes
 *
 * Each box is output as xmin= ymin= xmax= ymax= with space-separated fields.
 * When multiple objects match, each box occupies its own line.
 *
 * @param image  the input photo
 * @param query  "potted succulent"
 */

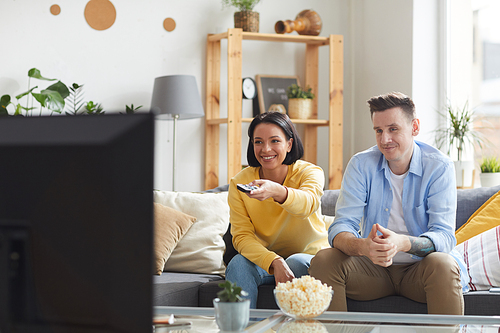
xmin=479 ymin=156 xmax=500 ymax=187
xmin=221 ymin=0 xmax=261 ymax=32
xmin=286 ymin=83 xmax=315 ymax=119
xmin=435 ymin=102 xmax=486 ymax=188
xmin=213 ymin=281 xmax=250 ymax=332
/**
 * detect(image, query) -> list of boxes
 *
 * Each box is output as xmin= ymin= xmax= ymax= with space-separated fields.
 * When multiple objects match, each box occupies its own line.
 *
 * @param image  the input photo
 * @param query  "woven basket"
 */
xmin=234 ymin=11 xmax=259 ymax=32
xmin=288 ymin=98 xmax=313 ymax=119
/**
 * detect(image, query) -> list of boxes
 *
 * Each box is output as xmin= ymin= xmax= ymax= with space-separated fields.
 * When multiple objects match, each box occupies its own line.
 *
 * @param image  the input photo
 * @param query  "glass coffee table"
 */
xmin=154 ymin=306 xmax=500 ymax=332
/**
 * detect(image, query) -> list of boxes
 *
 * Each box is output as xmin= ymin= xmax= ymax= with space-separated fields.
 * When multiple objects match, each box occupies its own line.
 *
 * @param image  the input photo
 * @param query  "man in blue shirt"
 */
xmin=309 ymin=92 xmax=468 ymax=314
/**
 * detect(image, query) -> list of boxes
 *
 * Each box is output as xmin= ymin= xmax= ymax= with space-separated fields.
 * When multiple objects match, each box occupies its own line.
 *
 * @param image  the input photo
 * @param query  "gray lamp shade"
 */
xmin=151 ymin=75 xmax=205 ymax=120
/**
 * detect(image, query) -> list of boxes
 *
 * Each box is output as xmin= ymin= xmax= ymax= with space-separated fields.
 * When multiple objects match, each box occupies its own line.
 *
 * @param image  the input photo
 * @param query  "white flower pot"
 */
xmin=454 ymin=160 xmax=475 ymax=188
xmin=213 ymin=298 xmax=250 ymax=332
xmin=480 ymin=172 xmax=500 ymax=187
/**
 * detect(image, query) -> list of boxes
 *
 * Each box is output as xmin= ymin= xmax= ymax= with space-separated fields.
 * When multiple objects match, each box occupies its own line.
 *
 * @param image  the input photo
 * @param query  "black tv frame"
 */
xmin=0 ymin=114 xmax=155 ymax=333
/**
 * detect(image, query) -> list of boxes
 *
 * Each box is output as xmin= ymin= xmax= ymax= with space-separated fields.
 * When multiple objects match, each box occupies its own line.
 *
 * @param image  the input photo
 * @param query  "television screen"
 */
xmin=0 ymin=114 xmax=155 ymax=333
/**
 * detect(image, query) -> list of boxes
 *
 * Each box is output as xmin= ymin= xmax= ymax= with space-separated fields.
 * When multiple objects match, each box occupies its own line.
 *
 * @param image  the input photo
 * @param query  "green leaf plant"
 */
xmin=286 ymin=84 xmax=315 ymax=100
xmin=123 ymin=104 xmax=143 ymax=114
xmin=217 ymin=280 xmax=248 ymax=302
xmin=83 ymin=101 xmax=105 ymax=115
xmin=434 ymin=101 xmax=488 ymax=161
xmin=221 ymin=0 xmax=261 ymax=11
xmin=65 ymin=83 xmax=86 ymax=115
xmin=480 ymin=156 xmax=500 ymax=173
xmin=1 ymin=68 xmax=70 ymax=116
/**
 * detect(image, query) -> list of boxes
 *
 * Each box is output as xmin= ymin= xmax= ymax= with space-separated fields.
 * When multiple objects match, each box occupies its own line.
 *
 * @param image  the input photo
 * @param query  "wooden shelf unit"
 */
xmin=205 ymin=28 xmax=343 ymax=190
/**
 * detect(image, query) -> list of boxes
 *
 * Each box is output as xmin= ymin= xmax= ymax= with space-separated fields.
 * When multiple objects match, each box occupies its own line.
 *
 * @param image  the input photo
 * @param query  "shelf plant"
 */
xmin=221 ymin=0 xmax=261 ymax=11
xmin=286 ymin=84 xmax=315 ymax=119
xmin=222 ymin=0 xmax=261 ymax=32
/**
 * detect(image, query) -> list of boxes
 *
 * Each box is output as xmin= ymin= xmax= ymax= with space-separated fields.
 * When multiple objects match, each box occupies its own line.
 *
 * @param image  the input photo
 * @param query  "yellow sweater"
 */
xmin=228 ymin=160 xmax=329 ymax=274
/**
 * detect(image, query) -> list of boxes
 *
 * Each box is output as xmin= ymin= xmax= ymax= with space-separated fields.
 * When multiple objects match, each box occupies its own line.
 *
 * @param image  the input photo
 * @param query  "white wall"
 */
xmin=0 ymin=0 xmax=348 ymax=192
xmin=350 ymin=0 xmax=414 ymax=154
xmin=349 ymin=0 xmax=449 ymax=154
xmin=1 ymin=0 xmax=448 ymax=192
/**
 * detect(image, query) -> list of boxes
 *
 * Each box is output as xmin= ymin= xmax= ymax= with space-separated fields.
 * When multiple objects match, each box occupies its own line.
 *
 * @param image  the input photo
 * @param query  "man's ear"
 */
xmin=412 ymin=118 xmax=420 ymax=136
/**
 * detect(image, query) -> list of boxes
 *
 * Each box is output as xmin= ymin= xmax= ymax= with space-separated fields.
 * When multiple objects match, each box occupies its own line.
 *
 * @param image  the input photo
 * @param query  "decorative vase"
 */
xmin=275 ymin=9 xmax=322 ymax=36
xmin=234 ymin=11 xmax=259 ymax=32
xmin=268 ymin=104 xmax=286 ymax=114
xmin=454 ymin=160 xmax=475 ymax=188
xmin=480 ymin=172 xmax=500 ymax=187
xmin=288 ymin=98 xmax=313 ymax=119
xmin=213 ymin=298 xmax=250 ymax=332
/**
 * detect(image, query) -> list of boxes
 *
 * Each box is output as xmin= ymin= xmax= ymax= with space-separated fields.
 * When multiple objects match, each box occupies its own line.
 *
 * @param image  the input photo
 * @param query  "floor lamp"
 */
xmin=151 ymin=75 xmax=204 ymax=191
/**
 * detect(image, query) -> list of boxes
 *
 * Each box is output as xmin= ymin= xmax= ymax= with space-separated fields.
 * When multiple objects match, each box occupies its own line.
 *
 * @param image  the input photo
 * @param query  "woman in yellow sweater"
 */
xmin=225 ymin=112 xmax=329 ymax=308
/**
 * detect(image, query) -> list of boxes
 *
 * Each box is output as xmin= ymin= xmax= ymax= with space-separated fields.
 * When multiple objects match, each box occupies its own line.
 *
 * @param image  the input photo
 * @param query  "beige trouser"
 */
xmin=309 ymin=248 xmax=464 ymax=315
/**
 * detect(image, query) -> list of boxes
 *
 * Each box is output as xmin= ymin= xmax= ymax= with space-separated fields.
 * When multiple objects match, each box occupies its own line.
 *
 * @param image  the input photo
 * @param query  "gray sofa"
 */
xmin=153 ymin=185 xmax=500 ymax=315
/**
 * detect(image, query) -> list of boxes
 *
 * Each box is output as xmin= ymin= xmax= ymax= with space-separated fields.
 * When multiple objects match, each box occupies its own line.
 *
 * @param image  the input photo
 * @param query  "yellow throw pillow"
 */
xmin=154 ymin=203 xmax=196 ymax=275
xmin=456 ymin=191 xmax=500 ymax=245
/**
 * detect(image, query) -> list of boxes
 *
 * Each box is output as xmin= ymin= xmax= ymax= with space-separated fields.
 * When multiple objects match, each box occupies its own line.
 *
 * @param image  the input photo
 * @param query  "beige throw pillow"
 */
xmin=153 ymin=190 xmax=229 ymax=276
xmin=153 ymin=203 xmax=196 ymax=275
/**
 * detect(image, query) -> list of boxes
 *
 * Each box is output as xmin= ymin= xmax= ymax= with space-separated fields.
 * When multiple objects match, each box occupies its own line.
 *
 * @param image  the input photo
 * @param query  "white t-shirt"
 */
xmin=388 ymin=169 xmax=418 ymax=264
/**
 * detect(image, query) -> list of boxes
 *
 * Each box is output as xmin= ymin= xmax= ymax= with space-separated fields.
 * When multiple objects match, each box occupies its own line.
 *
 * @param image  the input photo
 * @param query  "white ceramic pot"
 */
xmin=454 ymin=160 xmax=475 ymax=188
xmin=480 ymin=172 xmax=500 ymax=187
xmin=213 ymin=298 xmax=250 ymax=332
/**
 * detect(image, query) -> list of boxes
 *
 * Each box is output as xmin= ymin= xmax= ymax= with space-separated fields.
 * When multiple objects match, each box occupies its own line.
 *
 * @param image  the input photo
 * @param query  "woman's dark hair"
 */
xmin=247 ymin=112 xmax=304 ymax=167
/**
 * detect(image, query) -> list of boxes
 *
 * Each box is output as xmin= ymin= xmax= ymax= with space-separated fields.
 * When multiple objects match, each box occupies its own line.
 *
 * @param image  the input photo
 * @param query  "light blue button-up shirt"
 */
xmin=329 ymin=140 xmax=469 ymax=292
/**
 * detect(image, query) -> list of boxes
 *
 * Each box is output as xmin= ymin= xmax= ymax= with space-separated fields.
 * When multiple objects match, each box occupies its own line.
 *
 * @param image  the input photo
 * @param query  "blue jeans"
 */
xmin=225 ymin=253 xmax=314 ymax=308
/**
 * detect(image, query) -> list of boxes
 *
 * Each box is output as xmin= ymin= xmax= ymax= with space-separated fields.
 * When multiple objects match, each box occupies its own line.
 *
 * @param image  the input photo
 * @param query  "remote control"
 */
xmin=237 ymin=184 xmax=259 ymax=193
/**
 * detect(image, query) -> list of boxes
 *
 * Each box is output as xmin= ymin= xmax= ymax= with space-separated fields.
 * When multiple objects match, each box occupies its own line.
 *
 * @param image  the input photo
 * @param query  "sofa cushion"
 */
xmin=463 ymin=291 xmax=500 ymax=316
xmin=154 ymin=190 xmax=229 ymax=276
xmin=153 ymin=203 xmax=196 ymax=275
xmin=456 ymin=189 xmax=500 ymax=244
xmin=455 ymin=225 xmax=500 ymax=291
xmin=153 ymin=272 xmax=223 ymax=306
xmin=456 ymin=185 xmax=500 ymax=230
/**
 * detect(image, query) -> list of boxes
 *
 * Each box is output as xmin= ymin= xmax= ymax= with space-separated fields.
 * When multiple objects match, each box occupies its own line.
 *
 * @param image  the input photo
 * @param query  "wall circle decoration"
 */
xmin=84 ymin=0 xmax=116 ymax=31
xmin=163 ymin=18 xmax=176 ymax=32
xmin=50 ymin=5 xmax=61 ymax=16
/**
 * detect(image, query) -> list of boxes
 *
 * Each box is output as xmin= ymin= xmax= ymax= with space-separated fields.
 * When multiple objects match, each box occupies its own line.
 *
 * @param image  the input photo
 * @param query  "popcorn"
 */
xmin=274 ymin=275 xmax=333 ymax=319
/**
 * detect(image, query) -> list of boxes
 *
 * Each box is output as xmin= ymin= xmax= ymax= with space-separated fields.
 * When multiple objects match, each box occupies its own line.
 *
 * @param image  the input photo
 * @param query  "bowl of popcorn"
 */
xmin=274 ymin=275 xmax=333 ymax=319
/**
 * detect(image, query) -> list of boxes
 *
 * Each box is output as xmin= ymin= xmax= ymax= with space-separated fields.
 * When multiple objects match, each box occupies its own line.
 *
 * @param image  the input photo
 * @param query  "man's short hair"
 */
xmin=247 ymin=112 xmax=304 ymax=167
xmin=367 ymin=92 xmax=416 ymax=122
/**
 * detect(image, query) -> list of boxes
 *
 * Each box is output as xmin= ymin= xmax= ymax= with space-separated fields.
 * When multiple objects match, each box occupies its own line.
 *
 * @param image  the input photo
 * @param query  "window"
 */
xmin=471 ymin=0 xmax=500 ymax=163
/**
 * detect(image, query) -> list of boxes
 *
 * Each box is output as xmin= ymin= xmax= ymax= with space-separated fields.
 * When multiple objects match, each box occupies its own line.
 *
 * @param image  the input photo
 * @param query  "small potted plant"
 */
xmin=213 ymin=281 xmax=250 ymax=332
xmin=286 ymin=83 xmax=315 ymax=119
xmin=479 ymin=156 xmax=500 ymax=187
xmin=435 ymin=102 xmax=487 ymax=188
xmin=221 ymin=0 xmax=261 ymax=32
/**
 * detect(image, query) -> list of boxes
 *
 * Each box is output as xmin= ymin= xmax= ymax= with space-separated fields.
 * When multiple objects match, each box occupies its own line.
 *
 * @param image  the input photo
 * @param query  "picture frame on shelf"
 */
xmin=255 ymin=75 xmax=300 ymax=115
